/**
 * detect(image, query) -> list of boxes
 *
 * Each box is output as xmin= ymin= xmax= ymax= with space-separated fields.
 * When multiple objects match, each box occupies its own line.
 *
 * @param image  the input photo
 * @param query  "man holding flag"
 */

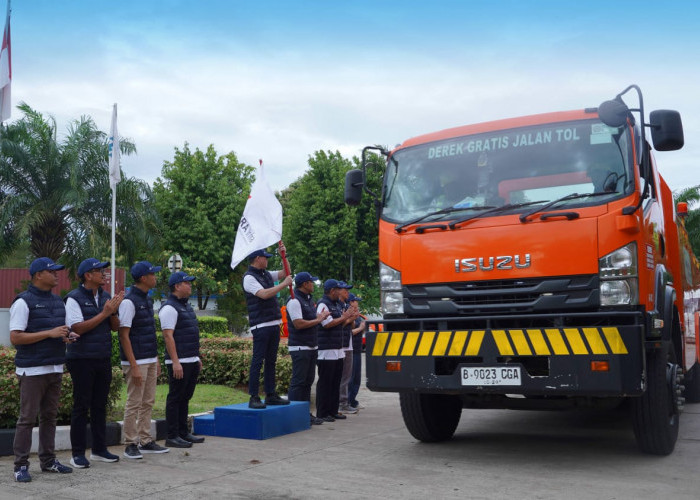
xmin=231 ymin=160 xmax=294 ymax=409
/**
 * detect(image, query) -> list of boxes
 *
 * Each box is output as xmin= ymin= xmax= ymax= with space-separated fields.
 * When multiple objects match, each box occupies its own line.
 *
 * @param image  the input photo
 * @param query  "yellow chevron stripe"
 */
xmin=432 ymin=331 xmax=451 ymax=356
xmin=449 ymin=331 xmax=468 ymax=356
xmin=416 ymin=331 xmax=436 ymax=356
xmin=492 ymin=330 xmax=514 ymax=356
xmin=372 ymin=332 xmax=389 ymax=356
xmin=526 ymin=329 xmax=551 ymax=355
xmin=466 ymin=330 xmax=485 ymax=355
xmin=545 ymin=329 xmax=569 ymax=355
xmin=509 ymin=329 xmax=533 ymax=355
xmin=563 ymin=328 xmax=588 ymax=354
xmin=401 ymin=331 xmax=420 ymax=356
xmin=602 ymin=327 xmax=628 ymax=354
xmin=582 ymin=328 xmax=608 ymax=354
xmin=386 ymin=332 xmax=404 ymax=356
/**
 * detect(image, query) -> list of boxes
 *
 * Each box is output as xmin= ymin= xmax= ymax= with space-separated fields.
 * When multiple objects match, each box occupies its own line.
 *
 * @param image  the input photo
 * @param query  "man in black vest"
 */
xmin=160 ymin=271 xmax=205 ymax=449
xmin=65 ymin=258 xmax=124 ymax=469
xmin=243 ymin=247 xmax=293 ymax=409
xmin=10 ymin=257 xmax=74 ymax=482
xmin=315 ymin=279 xmax=357 ymax=421
xmin=286 ymin=272 xmax=330 ymax=425
xmin=118 ymin=261 xmax=169 ymax=459
xmin=346 ymin=293 xmax=366 ymax=411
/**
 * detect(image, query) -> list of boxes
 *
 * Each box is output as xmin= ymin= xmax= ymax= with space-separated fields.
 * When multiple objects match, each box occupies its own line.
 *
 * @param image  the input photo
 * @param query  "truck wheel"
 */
xmin=683 ymin=362 xmax=700 ymax=403
xmin=399 ymin=392 xmax=462 ymax=442
xmin=631 ymin=346 xmax=682 ymax=455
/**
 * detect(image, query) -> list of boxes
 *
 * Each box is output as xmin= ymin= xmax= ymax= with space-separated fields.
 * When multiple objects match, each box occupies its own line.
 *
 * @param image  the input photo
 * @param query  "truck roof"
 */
xmin=398 ymin=109 xmax=597 ymax=150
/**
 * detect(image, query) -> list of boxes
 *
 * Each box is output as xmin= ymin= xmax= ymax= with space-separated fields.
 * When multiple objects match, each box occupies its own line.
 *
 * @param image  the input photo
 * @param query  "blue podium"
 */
xmin=193 ymin=401 xmax=310 ymax=440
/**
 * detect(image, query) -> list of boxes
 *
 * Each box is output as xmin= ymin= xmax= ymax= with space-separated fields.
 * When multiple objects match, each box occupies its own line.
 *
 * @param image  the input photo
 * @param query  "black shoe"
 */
xmin=310 ymin=416 xmax=324 ymax=425
xmin=123 ymin=443 xmax=143 ymax=460
xmin=332 ymin=413 xmax=347 ymax=420
xmin=181 ymin=433 xmax=205 ymax=444
xmin=249 ymin=395 xmax=266 ymax=409
xmin=265 ymin=393 xmax=290 ymax=405
xmin=322 ymin=415 xmax=335 ymax=422
xmin=165 ymin=437 xmax=192 ymax=448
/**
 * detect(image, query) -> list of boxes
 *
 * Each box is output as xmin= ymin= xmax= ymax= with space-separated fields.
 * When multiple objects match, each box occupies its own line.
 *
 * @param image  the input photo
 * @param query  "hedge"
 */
xmin=0 ymin=347 xmax=124 ymax=429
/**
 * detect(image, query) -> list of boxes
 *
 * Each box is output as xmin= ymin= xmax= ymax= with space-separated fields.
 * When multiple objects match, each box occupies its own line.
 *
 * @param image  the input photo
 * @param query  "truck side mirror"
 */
xmin=598 ymin=99 xmax=630 ymax=127
xmin=650 ymin=110 xmax=684 ymax=151
xmin=345 ymin=169 xmax=364 ymax=206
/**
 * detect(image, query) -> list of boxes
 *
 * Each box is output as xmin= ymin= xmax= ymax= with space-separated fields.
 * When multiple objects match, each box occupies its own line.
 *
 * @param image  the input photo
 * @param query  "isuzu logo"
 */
xmin=455 ymin=254 xmax=531 ymax=272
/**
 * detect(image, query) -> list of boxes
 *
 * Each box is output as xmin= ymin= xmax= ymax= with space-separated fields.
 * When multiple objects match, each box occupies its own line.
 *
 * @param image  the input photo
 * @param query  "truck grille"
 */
xmin=404 ymin=275 xmax=599 ymax=316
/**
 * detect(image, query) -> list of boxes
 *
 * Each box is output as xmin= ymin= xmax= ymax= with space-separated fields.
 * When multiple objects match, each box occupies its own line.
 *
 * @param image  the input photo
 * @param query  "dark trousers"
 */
xmin=315 ymin=358 xmax=343 ymax=418
xmin=249 ymin=325 xmax=280 ymax=396
xmin=348 ymin=351 xmax=362 ymax=406
xmin=288 ymin=349 xmax=318 ymax=403
xmin=66 ymin=357 xmax=113 ymax=456
xmin=166 ymin=362 xmax=200 ymax=439
xmin=13 ymin=372 xmax=62 ymax=469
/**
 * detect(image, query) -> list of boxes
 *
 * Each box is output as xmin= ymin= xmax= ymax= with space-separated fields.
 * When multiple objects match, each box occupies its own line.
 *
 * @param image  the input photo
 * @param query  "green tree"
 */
xmin=153 ymin=143 xmax=254 ymax=309
xmin=0 ymin=103 xmax=159 ymax=269
xmin=675 ymin=185 xmax=700 ymax=256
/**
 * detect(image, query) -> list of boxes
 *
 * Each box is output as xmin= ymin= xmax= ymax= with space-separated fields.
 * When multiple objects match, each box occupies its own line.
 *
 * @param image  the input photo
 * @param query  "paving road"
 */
xmin=1 ymin=361 xmax=699 ymax=499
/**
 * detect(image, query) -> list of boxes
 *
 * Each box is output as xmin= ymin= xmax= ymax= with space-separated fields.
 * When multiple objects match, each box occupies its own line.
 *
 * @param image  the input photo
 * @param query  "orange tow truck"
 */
xmin=345 ymin=85 xmax=700 ymax=455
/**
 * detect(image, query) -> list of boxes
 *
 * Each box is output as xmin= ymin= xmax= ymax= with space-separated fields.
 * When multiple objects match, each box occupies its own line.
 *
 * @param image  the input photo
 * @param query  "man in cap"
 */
xmin=346 ymin=293 xmax=366 ymax=411
xmin=315 ymin=279 xmax=357 ymax=421
xmin=64 ymin=258 xmax=124 ymax=468
xmin=337 ymin=281 xmax=359 ymax=415
xmin=160 ymin=271 xmax=205 ymax=449
xmin=285 ymin=272 xmax=330 ymax=425
xmin=243 ymin=247 xmax=293 ymax=409
xmin=118 ymin=261 xmax=169 ymax=459
xmin=10 ymin=257 xmax=74 ymax=482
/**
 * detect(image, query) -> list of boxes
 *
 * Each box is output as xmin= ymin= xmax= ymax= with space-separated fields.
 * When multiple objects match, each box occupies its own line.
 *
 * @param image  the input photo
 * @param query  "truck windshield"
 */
xmin=382 ymin=119 xmax=633 ymax=224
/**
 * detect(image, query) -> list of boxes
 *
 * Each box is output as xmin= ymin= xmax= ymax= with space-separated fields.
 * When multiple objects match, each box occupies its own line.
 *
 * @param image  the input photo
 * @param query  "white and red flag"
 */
xmin=230 ymin=160 xmax=283 ymax=269
xmin=0 ymin=0 xmax=11 ymax=123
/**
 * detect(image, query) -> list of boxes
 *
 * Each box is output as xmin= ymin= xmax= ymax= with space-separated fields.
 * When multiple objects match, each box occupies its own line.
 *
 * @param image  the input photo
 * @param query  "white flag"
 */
xmin=0 ymin=1 xmax=11 ymax=123
xmin=230 ymin=162 xmax=283 ymax=269
xmin=108 ymin=103 xmax=121 ymax=189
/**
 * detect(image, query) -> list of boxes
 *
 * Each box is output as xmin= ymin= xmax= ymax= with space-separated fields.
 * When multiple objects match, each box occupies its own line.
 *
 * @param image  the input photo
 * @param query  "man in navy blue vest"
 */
xmin=160 ymin=271 xmax=205 ymax=449
xmin=346 ymin=293 xmax=366 ymax=411
xmin=315 ymin=279 xmax=357 ymax=421
xmin=118 ymin=261 xmax=169 ymax=459
xmin=285 ymin=272 xmax=330 ymax=425
xmin=10 ymin=257 xmax=74 ymax=482
xmin=338 ymin=281 xmax=358 ymax=415
xmin=65 ymin=258 xmax=124 ymax=469
xmin=243 ymin=247 xmax=293 ymax=409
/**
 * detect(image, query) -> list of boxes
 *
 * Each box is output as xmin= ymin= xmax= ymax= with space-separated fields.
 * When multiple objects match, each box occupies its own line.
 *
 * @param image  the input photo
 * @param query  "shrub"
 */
xmin=198 ymin=316 xmax=229 ymax=337
xmin=0 ymin=347 xmax=124 ymax=429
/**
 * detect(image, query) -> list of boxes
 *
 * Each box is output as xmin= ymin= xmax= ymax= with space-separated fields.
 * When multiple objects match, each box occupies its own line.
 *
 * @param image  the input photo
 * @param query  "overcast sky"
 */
xmin=9 ymin=0 xmax=700 ymax=192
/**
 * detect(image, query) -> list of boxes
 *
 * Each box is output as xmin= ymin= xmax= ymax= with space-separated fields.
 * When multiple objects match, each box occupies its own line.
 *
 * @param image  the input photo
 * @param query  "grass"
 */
xmin=108 ymin=384 xmax=250 ymax=421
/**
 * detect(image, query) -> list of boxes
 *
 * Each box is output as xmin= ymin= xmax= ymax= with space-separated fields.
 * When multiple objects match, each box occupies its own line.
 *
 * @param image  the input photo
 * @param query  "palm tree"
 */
xmin=674 ymin=185 xmax=700 ymax=256
xmin=0 ymin=103 xmax=161 ymax=269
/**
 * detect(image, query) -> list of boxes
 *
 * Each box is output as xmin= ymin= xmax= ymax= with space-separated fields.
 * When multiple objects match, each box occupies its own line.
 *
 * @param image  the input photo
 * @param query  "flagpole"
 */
xmin=111 ymin=185 xmax=116 ymax=296
xmin=278 ymin=240 xmax=294 ymax=299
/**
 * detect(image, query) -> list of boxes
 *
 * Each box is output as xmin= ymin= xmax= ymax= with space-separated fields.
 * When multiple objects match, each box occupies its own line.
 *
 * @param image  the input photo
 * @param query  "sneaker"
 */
xmin=123 ymin=443 xmax=143 ymax=460
xmin=14 ymin=465 xmax=31 ymax=483
xmin=265 ymin=393 xmax=290 ymax=405
xmin=41 ymin=459 xmax=73 ymax=473
xmin=90 ymin=450 xmax=120 ymax=463
xmin=70 ymin=455 xmax=90 ymax=468
xmin=322 ymin=415 xmax=336 ymax=422
xmin=249 ymin=395 xmax=266 ymax=409
xmin=138 ymin=441 xmax=170 ymax=454
xmin=310 ymin=414 xmax=324 ymax=425
xmin=339 ymin=404 xmax=358 ymax=414
xmin=350 ymin=402 xmax=365 ymax=410
xmin=181 ymin=433 xmax=205 ymax=444
xmin=332 ymin=413 xmax=348 ymax=420
xmin=164 ymin=437 xmax=192 ymax=448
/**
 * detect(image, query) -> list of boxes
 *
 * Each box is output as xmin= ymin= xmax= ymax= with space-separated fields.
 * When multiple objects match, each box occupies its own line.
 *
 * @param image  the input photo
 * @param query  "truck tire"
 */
xmin=399 ymin=392 xmax=462 ymax=442
xmin=631 ymin=346 xmax=681 ymax=455
xmin=683 ymin=362 xmax=700 ymax=403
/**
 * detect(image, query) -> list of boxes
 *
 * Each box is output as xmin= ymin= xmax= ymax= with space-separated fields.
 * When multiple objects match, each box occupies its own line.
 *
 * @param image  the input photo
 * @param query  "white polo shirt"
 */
xmin=316 ymin=302 xmax=345 ymax=361
xmin=9 ymin=299 xmax=66 ymax=376
xmin=243 ymin=270 xmax=283 ymax=330
xmin=159 ymin=304 xmax=200 ymax=365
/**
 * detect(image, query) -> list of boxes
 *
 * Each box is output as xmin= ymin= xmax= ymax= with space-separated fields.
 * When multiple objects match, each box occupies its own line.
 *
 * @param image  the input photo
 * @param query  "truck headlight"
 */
xmin=599 ymin=242 xmax=638 ymax=306
xmin=380 ymin=262 xmax=403 ymax=314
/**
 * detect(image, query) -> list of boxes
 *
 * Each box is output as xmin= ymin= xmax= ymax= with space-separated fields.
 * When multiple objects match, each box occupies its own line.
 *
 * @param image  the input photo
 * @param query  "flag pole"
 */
xmin=110 ymin=185 xmax=116 ymax=296
xmin=278 ymin=240 xmax=294 ymax=299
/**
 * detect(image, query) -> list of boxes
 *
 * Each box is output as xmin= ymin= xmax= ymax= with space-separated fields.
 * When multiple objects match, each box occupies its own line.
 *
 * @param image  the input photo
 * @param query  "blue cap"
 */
xmin=131 ymin=261 xmax=162 ymax=280
xmin=338 ymin=281 xmax=353 ymax=289
xmin=294 ymin=271 xmax=318 ymax=287
xmin=323 ymin=279 xmax=341 ymax=292
xmin=348 ymin=293 xmax=362 ymax=302
xmin=29 ymin=257 xmax=65 ymax=276
xmin=78 ymin=258 xmax=109 ymax=279
xmin=168 ymin=271 xmax=196 ymax=287
xmin=248 ymin=249 xmax=274 ymax=261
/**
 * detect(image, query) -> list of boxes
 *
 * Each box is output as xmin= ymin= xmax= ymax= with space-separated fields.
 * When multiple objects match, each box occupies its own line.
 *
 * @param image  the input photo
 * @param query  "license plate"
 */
xmin=460 ymin=366 xmax=522 ymax=386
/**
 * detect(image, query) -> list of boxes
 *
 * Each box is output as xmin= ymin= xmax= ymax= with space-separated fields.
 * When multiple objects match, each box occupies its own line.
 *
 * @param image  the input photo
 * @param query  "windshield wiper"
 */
xmin=519 ymin=192 xmax=616 ymax=223
xmin=395 ymin=205 xmax=495 ymax=233
xmin=447 ymin=201 xmax=547 ymax=230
